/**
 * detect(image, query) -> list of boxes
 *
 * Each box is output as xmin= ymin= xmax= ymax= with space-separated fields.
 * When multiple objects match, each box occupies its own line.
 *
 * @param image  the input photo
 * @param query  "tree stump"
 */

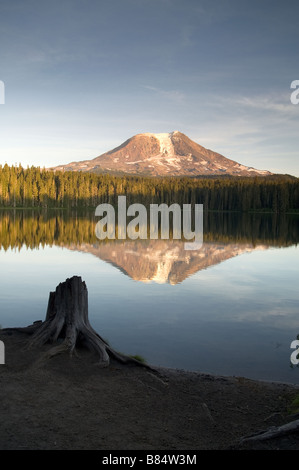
xmin=4 ymin=276 xmax=152 ymax=369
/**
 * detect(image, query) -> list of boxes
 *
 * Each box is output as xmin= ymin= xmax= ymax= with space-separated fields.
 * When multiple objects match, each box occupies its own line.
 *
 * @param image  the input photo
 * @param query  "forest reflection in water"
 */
xmin=0 ymin=209 xmax=298 ymax=284
xmin=0 ymin=209 xmax=297 ymax=282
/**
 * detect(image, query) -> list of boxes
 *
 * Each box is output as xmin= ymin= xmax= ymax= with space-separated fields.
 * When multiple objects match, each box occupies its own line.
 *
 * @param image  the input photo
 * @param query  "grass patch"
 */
xmin=288 ymin=394 xmax=299 ymax=415
xmin=130 ymin=354 xmax=147 ymax=364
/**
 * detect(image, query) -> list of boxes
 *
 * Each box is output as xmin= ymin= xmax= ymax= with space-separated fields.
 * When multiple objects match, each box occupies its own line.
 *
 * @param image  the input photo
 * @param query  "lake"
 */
xmin=0 ymin=209 xmax=299 ymax=384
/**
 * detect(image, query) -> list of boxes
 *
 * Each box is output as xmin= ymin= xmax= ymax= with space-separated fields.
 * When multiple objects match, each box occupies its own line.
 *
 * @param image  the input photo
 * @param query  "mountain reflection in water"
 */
xmin=0 ymin=209 xmax=298 ymax=284
xmin=68 ymin=240 xmax=268 ymax=284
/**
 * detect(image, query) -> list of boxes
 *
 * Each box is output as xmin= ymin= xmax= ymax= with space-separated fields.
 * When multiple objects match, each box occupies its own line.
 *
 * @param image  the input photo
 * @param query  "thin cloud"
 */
xmin=142 ymin=85 xmax=185 ymax=103
xmin=235 ymin=95 xmax=296 ymax=114
xmin=212 ymin=91 xmax=298 ymax=116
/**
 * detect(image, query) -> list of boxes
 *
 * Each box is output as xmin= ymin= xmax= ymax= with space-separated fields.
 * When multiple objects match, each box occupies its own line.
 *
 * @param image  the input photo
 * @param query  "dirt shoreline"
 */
xmin=1 ymin=329 xmax=299 ymax=451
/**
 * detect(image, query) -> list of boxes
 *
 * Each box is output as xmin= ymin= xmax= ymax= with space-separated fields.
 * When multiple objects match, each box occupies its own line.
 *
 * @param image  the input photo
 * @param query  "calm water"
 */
xmin=1 ymin=209 xmax=299 ymax=384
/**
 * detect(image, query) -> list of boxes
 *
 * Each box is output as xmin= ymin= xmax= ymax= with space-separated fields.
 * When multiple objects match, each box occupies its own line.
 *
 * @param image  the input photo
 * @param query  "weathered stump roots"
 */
xmin=5 ymin=276 xmax=153 ymax=369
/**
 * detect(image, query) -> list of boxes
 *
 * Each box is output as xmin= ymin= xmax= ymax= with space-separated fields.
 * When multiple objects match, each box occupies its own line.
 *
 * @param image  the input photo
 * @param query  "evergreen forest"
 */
xmin=0 ymin=164 xmax=299 ymax=213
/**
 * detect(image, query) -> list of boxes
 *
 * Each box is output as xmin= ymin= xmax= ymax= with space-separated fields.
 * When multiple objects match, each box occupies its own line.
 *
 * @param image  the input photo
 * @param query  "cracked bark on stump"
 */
xmin=4 ymin=276 xmax=153 ymax=369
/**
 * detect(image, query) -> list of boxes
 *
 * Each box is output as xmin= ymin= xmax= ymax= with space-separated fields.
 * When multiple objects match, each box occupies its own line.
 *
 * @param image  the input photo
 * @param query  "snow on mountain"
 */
xmin=50 ymin=131 xmax=272 ymax=177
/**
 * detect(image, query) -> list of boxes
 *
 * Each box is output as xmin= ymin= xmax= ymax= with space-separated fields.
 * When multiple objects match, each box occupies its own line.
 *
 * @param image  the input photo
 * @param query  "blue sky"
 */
xmin=0 ymin=0 xmax=298 ymax=176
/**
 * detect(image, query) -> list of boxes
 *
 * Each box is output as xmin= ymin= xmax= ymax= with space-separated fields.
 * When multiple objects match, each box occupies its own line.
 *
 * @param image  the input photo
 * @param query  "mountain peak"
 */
xmin=51 ymin=131 xmax=272 ymax=177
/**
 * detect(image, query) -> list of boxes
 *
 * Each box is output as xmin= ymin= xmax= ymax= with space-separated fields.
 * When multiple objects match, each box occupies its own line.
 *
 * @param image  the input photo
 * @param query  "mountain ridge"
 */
xmin=50 ymin=131 xmax=272 ymax=177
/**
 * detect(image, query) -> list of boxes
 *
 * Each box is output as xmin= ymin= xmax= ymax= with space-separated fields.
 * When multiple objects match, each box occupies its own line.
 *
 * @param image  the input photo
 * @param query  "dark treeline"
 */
xmin=0 ymin=209 xmax=298 ymax=251
xmin=0 ymin=164 xmax=299 ymax=212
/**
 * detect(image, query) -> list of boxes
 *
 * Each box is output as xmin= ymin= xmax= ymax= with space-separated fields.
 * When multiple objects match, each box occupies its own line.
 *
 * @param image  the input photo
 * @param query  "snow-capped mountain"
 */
xmin=51 ymin=131 xmax=272 ymax=177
